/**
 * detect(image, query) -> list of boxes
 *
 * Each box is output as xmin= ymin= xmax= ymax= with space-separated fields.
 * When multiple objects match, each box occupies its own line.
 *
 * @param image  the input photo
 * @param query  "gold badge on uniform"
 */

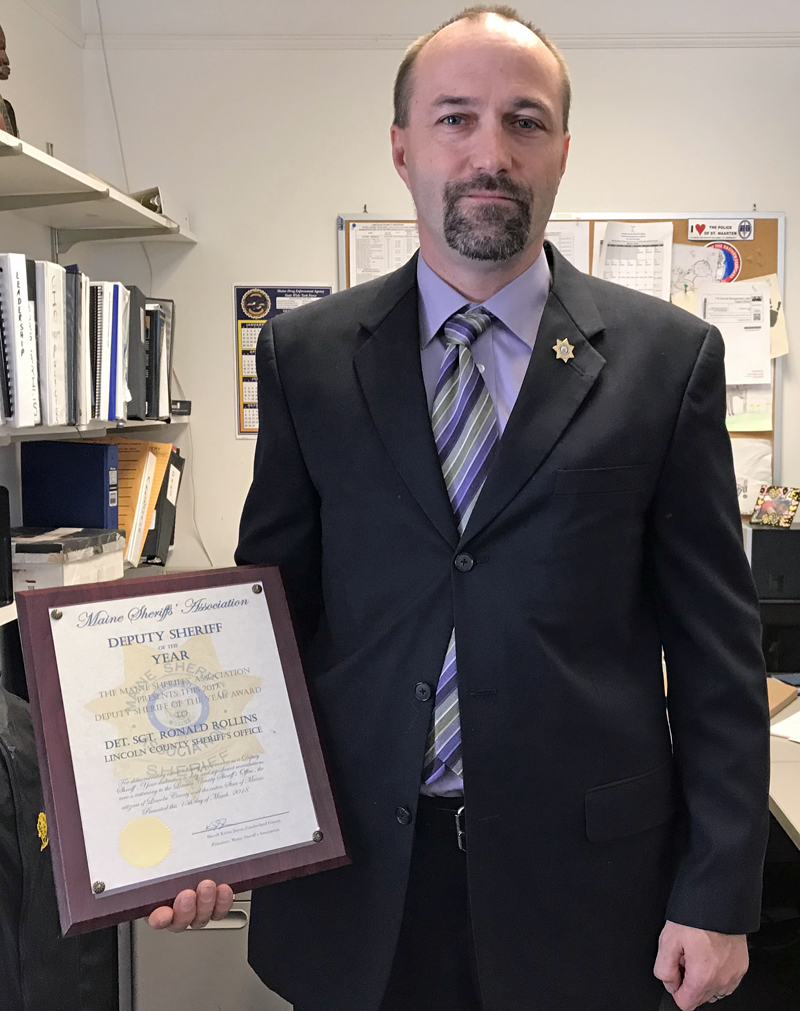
xmin=37 ymin=812 xmax=49 ymax=851
xmin=553 ymin=339 xmax=575 ymax=362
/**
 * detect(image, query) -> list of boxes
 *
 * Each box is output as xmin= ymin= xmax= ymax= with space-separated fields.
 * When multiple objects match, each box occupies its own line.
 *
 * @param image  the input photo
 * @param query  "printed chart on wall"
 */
xmin=338 ymin=217 xmax=420 ymax=289
xmin=234 ymin=285 xmax=331 ymax=437
xmin=337 ymin=214 xmax=593 ymax=289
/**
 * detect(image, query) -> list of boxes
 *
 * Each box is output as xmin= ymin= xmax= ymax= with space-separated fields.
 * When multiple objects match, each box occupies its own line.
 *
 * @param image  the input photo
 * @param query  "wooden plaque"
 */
xmin=16 ymin=565 xmax=347 ymax=935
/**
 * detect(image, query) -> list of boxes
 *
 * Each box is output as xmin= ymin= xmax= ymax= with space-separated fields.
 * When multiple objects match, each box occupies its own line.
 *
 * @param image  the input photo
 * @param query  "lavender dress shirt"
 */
xmin=416 ymin=249 xmax=552 ymax=797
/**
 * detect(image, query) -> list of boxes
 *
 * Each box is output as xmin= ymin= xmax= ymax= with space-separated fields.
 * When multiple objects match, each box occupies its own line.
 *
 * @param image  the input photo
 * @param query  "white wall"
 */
xmin=0 ymin=0 xmax=86 ymax=262
xmin=5 ymin=3 xmax=800 ymax=565
xmin=78 ymin=0 xmax=800 ymax=41
xmin=0 ymin=0 xmax=87 ymax=523
xmin=1 ymin=0 xmax=85 ymax=164
xmin=81 ymin=44 xmax=417 ymax=568
xmin=79 ymin=37 xmax=800 ymax=568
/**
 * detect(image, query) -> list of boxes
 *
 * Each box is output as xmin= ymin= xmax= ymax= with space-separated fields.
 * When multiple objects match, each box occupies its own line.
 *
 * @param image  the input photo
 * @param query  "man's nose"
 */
xmin=469 ymin=121 xmax=513 ymax=176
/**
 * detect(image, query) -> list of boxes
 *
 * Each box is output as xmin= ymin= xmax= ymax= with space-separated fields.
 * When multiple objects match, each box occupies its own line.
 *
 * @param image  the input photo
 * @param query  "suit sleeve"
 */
xmin=235 ymin=321 xmax=323 ymax=649
xmin=649 ymin=324 xmax=770 ymax=935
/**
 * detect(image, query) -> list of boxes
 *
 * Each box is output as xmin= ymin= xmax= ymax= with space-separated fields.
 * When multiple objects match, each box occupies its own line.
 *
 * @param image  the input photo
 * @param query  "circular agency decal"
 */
xmin=240 ymin=288 xmax=272 ymax=319
xmin=738 ymin=219 xmax=753 ymax=240
xmin=705 ymin=242 xmax=741 ymax=282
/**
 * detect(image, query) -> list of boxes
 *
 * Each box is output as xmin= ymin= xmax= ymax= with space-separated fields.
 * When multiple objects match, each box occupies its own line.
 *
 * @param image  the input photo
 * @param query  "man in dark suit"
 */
xmin=150 ymin=8 xmax=769 ymax=1011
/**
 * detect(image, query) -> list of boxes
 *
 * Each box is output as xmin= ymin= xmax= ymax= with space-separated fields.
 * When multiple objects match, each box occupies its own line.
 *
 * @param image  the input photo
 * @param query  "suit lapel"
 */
xmin=354 ymin=254 xmax=459 ymax=549
xmin=460 ymin=247 xmax=607 ymax=545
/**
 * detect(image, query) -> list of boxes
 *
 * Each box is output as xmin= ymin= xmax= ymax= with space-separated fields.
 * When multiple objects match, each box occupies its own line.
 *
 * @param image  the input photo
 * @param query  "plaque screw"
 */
xmin=252 ymin=584 xmax=263 ymax=594
xmin=92 ymin=881 xmax=105 ymax=894
xmin=312 ymin=830 xmax=323 ymax=843
xmin=51 ymin=609 xmax=63 ymax=620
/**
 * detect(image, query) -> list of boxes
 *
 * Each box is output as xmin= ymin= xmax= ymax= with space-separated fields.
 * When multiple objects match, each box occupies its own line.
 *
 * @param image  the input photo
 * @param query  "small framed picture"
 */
xmin=749 ymin=486 xmax=800 ymax=529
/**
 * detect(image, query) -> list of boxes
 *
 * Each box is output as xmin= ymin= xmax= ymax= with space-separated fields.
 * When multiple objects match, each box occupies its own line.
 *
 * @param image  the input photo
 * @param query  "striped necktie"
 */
xmin=422 ymin=306 xmax=500 ymax=785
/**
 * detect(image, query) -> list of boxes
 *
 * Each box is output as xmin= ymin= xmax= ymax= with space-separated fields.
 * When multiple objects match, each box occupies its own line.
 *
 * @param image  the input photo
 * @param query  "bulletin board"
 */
xmin=336 ymin=211 xmax=787 ymax=503
xmin=573 ymin=212 xmax=786 ymax=503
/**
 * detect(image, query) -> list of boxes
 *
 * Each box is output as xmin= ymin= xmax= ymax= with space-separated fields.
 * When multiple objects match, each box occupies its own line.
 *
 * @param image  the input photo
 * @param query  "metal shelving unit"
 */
xmin=0 ymin=417 xmax=188 ymax=449
xmin=0 ymin=134 xmax=194 ymax=528
xmin=0 ymin=132 xmax=196 ymax=252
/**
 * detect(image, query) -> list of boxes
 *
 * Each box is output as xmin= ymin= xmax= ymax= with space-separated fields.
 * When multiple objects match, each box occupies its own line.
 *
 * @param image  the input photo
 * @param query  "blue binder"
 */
xmin=21 ymin=441 xmax=119 ymax=530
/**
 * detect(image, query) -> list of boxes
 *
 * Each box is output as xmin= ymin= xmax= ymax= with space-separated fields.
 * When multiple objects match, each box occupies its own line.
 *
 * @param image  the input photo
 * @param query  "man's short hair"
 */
xmin=393 ymin=5 xmax=571 ymax=132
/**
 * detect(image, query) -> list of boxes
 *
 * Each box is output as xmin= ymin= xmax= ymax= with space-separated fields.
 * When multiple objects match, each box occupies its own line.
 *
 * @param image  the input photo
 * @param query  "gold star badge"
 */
xmin=553 ymin=339 xmax=575 ymax=362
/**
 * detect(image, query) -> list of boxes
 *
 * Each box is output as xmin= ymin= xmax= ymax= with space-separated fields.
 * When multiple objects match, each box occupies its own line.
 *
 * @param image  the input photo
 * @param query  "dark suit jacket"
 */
xmin=236 ymin=245 xmax=769 ymax=1011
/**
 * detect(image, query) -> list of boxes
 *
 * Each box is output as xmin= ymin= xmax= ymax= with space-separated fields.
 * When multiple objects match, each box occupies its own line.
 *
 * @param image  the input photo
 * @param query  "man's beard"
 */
xmin=443 ymin=174 xmax=533 ymax=262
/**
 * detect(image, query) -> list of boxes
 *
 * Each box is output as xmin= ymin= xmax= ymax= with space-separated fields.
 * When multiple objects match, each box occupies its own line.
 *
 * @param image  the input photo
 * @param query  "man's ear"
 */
xmin=560 ymin=132 xmax=571 ymax=179
xmin=390 ymin=124 xmax=411 ymax=190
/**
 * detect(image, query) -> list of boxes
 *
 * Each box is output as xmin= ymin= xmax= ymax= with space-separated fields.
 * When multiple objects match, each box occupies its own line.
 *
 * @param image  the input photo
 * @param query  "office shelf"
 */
xmin=0 ymin=133 xmax=196 ymax=252
xmin=0 ymin=417 xmax=188 ymax=448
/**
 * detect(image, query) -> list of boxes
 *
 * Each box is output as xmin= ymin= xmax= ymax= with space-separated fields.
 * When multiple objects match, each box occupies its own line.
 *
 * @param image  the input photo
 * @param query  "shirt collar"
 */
xmin=417 ymin=248 xmax=551 ymax=349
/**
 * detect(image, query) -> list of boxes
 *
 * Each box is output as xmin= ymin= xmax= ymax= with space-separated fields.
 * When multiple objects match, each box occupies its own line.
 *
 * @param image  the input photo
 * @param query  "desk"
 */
xmin=770 ymin=695 xmax=800 ymax=849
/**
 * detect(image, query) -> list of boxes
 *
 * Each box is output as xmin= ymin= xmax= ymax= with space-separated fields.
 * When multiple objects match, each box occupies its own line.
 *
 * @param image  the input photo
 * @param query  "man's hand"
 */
xmin=147 ymin=880 xmax=234 ymax=932
xmin=654 ymin=920 xmax=748 ymax=1010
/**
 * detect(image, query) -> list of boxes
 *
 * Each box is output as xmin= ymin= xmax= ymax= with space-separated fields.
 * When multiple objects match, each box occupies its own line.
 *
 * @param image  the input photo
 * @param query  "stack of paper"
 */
xmin=770 ymin=710 xmax=800 ymax=743
xmin=592 ymin=221 xmax=673 ymax=301
xmin=696 ymin=281 xmax=771 ymax=386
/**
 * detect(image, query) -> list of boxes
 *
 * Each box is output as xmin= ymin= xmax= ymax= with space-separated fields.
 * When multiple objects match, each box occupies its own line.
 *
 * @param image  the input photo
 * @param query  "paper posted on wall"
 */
xmin=348 ymin=221 xmax=420 ymax=287
xmin=749 ymin=274 xmax=789 ymax=359
xmin=730 ymin=438 xmax=772 ymax=514
xmin=593 ymin=221 xmax=673 ymax=301
xmin=234 ymin=285 xmax=331 ymax=437
xmin=671 ymin=244 xmax=727 ymax=295
xmin=726 ymin=384 xmax=772 ymax=432
xmin=696 ymin=281 xmax=771 ymax=385
xmin=544 ymin=220 xmax=590 ymax=273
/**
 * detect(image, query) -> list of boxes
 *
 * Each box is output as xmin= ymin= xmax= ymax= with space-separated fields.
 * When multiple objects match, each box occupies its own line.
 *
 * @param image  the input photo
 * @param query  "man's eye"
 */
xmin=516 ymin=118 xmax=540 ymax=131
xmin=441 ymin=115 xmax=465 ymax=126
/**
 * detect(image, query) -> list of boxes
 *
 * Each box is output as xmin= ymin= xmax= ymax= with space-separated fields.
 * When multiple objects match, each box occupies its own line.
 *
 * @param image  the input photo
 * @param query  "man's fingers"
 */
xmin=671 ymin=966 xmax=743 ymax=1010
xmin=671 ymin=972 xmax=713 ymax=1011
xmin=147 ymin=904 xmax=176 ymax=930
xmin=658 ymin=921 xmax=749 ymax=1011
xmin=211 ymin=883 xmax=235 ymax=920
xmin=189 ymin=879 xmax=218 ymax=929
xmin=147 ymin=881 xmax=234 ymax=933
xmin=653 ymin=933 xmax=683 ymax=994
xmin=167 ymin=888 xmax=198 ymax=932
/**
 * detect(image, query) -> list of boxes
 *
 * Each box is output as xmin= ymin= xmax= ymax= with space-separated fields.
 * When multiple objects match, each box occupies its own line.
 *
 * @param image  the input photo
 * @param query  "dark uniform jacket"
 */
xmin=236 ymin=245 xmax=770 ymax=1011
xmin=0 ymin=685 xmax=117 ymax=1011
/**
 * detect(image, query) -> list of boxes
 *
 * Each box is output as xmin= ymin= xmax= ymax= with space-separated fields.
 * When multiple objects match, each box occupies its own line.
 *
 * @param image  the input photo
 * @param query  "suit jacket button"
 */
xmin=395 ymin=806 xmax=412 ymax=825
xmin=414 ymin=682 xmax=432 ymax=701
xmin=454 ymin=552 xmax=474 ymax=572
